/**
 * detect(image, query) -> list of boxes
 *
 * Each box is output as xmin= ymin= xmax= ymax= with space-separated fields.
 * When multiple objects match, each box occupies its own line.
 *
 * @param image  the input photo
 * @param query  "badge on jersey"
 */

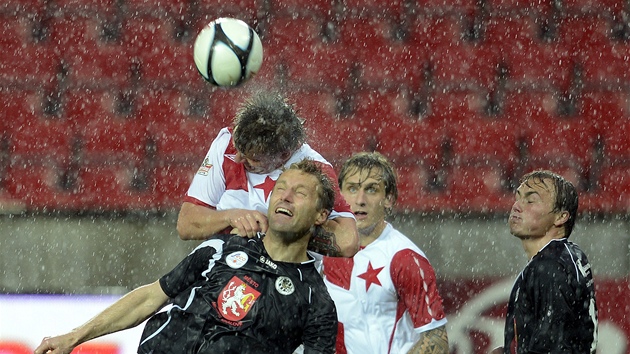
xmin=226 ymin=251 xmax=248 ymax=269
xmin=196 ymin=157 xmax=213 ymax=176
xmin=275 ymin=276 xmax=295 ymax=295
xmin=217 ymin=276 xmax=261 ymax=321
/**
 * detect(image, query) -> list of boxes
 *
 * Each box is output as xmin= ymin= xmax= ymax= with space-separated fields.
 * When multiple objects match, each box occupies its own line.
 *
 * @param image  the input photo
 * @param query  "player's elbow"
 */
xmin=176 ymin=219 xmax=197 ymax=240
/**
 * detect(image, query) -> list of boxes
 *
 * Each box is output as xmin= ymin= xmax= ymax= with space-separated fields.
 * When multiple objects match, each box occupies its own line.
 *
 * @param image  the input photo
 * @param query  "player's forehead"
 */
xmin=343 ymin=166 xmax=384 ymax=186
xmin=277 ymin=169 xmax=317 ymax=189
xmin=517 ymin=177 xmax=555 ymax=198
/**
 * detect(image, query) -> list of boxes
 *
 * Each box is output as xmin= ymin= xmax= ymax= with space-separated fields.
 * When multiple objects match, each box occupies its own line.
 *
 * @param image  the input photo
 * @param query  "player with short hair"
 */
xmin=322 ymin=152 xmax=449 ymax=354
xmin=35 ymin=159 xmax=339 ymax=354
xmin=491 ymin=170 xmax=598 ymax=354
xmin=177 ymin=91 xmax=358 ymax=258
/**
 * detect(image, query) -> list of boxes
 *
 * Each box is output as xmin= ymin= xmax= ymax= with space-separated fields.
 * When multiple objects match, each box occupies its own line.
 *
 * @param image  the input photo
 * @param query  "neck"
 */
xmin=262 ymin=232 xmax=310 ymax=263
xmin=359 ymin=220 xmax=388 ymax=247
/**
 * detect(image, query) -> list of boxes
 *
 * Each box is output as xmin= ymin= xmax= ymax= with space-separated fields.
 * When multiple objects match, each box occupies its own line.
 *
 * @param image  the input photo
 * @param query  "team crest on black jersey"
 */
xmin=197 ymin=157 xmax=213 ymax=176
xmin=275 ymin=276 xmax=295 ymax=295
xmin=217 ymin=276 xmax=260 ymax=321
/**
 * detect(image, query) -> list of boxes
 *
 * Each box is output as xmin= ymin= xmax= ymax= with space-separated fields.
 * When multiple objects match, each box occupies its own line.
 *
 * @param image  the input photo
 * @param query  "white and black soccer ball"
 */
xmin=193 ymin=18 xmax=263 ymax=87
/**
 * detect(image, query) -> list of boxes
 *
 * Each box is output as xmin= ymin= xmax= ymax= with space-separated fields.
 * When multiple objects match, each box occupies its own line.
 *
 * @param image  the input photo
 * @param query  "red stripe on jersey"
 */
xmin=222 ymin=138 xmax=249 ymax=192
xmin=322 ymin=256 xmax=355 ymax=290
xmin=391 ymin=248 xmax=446 ymax=327
xmin=182 ymin=196 xmax=214 ymax=208
xmin=336 ymin=322 xmax=347 ymax=354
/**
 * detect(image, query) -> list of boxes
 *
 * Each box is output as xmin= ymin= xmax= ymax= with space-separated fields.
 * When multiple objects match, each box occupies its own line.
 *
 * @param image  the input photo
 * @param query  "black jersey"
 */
xmin=138 ymin=234 xmax=337 ymax=354
xmin=504 ymin=238 xmax=598 ymax=354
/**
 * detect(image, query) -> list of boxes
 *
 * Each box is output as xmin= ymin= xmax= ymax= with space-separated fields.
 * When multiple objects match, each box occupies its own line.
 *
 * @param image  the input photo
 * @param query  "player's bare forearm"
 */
xmin=178 ymin=203 xmax=268 ymax=240
xmin=408 ymin=325 xmax=449 ymax=354
xmin=308 ymin=217 xmax=358 ymax=257
xmin=308 ymin=226 xmax=342 ymax=257
xmin=35 ymin=282 xmax=168 ymax=354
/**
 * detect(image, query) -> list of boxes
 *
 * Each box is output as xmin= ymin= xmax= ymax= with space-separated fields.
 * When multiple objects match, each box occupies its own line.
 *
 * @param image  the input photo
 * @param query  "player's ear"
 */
xmin=314 ymin=209 xmax=329 ymax=226
xmin=382 ymin=194 xmax=394 ymax=209
xmin=554 ymin=210 xmax=570 ymax=227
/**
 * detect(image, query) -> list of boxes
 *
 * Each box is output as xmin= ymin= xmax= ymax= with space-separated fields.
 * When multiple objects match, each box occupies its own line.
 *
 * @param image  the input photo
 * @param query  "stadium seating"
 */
xmin=4 ymin=164 xmax=79 ymax=211
xmin=4 ymin=3 xmax=630 ymax=213
xmin=484 ymin=15 xmax=573 ymax=91
xmin=76 ymin=164 xmax=153 ymax=211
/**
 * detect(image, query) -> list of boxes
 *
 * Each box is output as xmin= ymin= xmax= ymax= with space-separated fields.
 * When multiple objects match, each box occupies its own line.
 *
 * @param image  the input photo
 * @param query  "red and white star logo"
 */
xmin=254 ymin=176 xmax=276 ymax=201
xmin=358 ymin=262 xmax=384 ymax=291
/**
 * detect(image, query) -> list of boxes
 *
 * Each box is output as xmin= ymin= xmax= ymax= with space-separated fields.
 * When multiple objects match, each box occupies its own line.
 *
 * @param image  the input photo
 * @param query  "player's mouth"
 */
xmin=275 ymin=207 xmax=293 ymax=217
xmin=354 ymin=211 xmax=368 ymax=220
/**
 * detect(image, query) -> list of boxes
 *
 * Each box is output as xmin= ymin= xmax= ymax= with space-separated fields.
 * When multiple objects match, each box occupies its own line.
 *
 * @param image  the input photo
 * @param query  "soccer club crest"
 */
xmin=218 ymin=276 xmax=261 ymax=321
xmin=275 ymin=276 xmax=295 ymax=295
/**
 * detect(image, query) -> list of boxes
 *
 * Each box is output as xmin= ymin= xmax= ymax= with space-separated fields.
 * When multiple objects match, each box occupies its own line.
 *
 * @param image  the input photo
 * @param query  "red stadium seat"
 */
xmin=355 ymin=43 xmax=427 ymax=89
xmin=424 ymin=90 xmax=489 ymax=128
xmin=521 ymin=120 xmax=597 ymax=188
xmin=4 ymin=164 xmax=81 ymax=211
xmin=151 ymin=163 xmax=195 ymax=209
xmin=411 ymin=0 xmax=476 ymax=15
xmin=408 ymin=15 xmax=466 ymax=52
xmin=207 ymin=88 xmax=250 ymax=126
xmin=393 ymin=162 xmax=448 ymax=212
xmin=122 ymin=0 xmax=188 ymax=18
xmin=1 ymin=89 xmax=48 ymax=130
xmin=429 ymin=40 xmax=501 ymax=90
xmin=77 ymin=164 xmax=153 ymax=210
xmin=267 ymin=0 xmax=335 ymax=17
xmin=0 ymin=16 xmax=37 ymax=50
xmin=307 ymin=115 xmax=377 ymax=167
xmin=601 ymin=118 xmax=630 ymax=165
xmin=49 ymin=0 xmax=118 ymax=16
xmin=483 ymin=0 xmax=554 ymax=15
xmin=279 ymin=42 xmax=352 ymax=90
xmin=484 ymin=16 xmax=573 ymax=90
xmin=264 ymin=15 xmax=326 ymax=54
xmin=336 ymin=17 xmax=397 ymax=53
xmin=576 ymin=90 xmax=630 ymax=137
xmin=80 ymin=118 xmax=150 ymax=165
xmin=559 ymin=0 xmax=625 ymax=15
xmin=444 ymin=164 xmax=513 ymax=213
xmin=0 ymin=44 xmax=60 ymax=88
xmin=448 ymin=115 xmax=520 ymax=170
xmin=587 ymin=165 xmax=630 ymax=213
xmin=135 ymin=88 xmax=196 ymax=126
xmin=64 ymin=88 xmax=133 ymax=130
xmin=339 ymin=0 xmax=406 ymax=19
xmin=192 ymin=0 xmax=259 ymax=28
xmin=557 ymin=17 xmax=630 ymax=88
xmin=47 ymin=17 xmax=132 ymax=88
xmin=284 ymin=89 xmax=339 ymax=123
xmin=8 ymin=118 xmax=75 ymax=165
xmin=0 ymin=0 xmax=47 ymax=15
xmin=150 ymin=118 xmax=219 ymax=166
xmin=376 ymin=116 xmax=446 ymax=169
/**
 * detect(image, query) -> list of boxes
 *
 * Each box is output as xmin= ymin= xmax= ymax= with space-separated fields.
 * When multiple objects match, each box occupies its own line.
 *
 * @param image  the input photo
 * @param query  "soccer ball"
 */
xmin=193 ymin=18 xmax=263 ymax=87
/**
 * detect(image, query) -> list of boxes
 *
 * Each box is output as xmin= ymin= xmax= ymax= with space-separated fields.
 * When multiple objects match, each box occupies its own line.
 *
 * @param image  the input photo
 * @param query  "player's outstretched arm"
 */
xmin=34 ymin=281 xmax=169 ymax=354
xmin=309 ymin=216 xmax=359 ymax=258
xmin=408 ymin=325 xmax=449 ymax=354
xmin=177 ymin=202 xmax=268 ymax=240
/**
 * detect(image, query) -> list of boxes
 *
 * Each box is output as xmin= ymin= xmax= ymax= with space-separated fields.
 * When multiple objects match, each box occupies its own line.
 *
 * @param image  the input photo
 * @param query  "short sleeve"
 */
xmin=391 ymin=249 xmax=446 ymax=329
xmin=185 ymin=128 xmax=231 ymax=207
xmin=159 ymin=238 xmax=225 ymax=298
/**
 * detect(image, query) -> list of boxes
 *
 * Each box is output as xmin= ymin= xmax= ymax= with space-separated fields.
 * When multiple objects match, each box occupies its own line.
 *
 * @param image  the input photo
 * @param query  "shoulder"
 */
xmin=289 ymin=144 xmax=330 ymax=165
